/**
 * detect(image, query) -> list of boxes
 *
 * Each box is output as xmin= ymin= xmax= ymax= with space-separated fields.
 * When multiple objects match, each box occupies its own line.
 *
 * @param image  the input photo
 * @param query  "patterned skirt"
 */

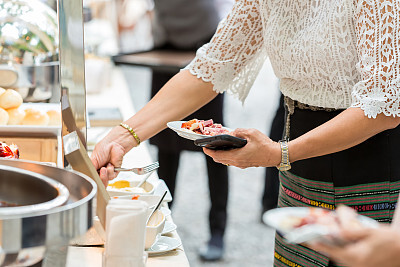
xmin=274 ymin=100 xmax=400 ymax=267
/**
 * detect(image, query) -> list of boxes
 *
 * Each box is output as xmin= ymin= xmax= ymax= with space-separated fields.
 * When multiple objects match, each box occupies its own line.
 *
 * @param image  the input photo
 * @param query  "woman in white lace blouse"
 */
xmin=91 ymin=1 xmax=400 ymax=266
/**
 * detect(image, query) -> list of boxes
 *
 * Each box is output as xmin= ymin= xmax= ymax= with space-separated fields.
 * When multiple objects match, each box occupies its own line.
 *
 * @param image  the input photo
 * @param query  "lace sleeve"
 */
xmin=184 ymin=0 xmax=267 ymax=102
xmin=351 ymin=0 xmax=400 ymax=118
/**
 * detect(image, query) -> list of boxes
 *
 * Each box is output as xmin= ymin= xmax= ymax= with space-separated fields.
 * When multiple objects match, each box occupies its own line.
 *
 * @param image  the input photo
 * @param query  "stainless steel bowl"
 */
xmin=0 ymin=159 xmax=97 ymax=267
xmin=0 ymin=0 xmax=59 ymax=102
xmin=0 ymin=165 xmax=69 ymax=217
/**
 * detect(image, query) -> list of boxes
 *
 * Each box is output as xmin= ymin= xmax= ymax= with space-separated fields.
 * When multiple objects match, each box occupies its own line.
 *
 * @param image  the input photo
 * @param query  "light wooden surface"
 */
xmin=67 ymin=67 xmax=190 ymax=267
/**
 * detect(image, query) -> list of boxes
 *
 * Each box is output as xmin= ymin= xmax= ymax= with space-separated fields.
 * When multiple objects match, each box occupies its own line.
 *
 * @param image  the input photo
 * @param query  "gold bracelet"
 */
xmin=119 ymin=123 xmax=141 ymax=145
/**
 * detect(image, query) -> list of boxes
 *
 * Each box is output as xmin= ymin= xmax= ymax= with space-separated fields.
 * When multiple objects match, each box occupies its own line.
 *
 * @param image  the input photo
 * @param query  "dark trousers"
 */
xmin=262 ymin=94 xmax=284 ymax=211
xmin=157 ymin=150 xmax=228 ymax=239
xmin=150 ymin=66 xmax=228 ymax=244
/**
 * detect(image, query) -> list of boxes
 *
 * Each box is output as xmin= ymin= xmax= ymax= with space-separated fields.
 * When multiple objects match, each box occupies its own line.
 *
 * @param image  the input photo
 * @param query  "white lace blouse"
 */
xmin=185 ymin=0 xmax=400 ymax=118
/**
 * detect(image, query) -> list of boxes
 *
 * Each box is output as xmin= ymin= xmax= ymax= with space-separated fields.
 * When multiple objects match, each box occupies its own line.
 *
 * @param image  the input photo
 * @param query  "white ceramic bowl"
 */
xmin=145 ymin=210 xmax=166 ymax=249
xmin=107 ymin=180 xmax=155 ymax=197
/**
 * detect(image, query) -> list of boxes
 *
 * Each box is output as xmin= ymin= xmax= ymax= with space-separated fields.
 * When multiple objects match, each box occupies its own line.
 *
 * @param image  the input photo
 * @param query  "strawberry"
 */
xmin=0 ymin=142 xmax=19 ymax=159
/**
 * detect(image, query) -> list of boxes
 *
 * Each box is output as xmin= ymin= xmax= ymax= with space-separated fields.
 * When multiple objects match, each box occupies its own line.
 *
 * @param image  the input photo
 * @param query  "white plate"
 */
xmin=167 ymin=121 xmax=208 ymax=140
xmin=0 ymin=103 xmax=61 ymax=136
xmin=106 ymin=178 xmax=173 ymax=202
xmin=107 ymin=177 xmax=157 ymax=197
xmin=263 ymin=207 xmax=379 ymax=244
xmin=162 ymin=221 xmax=177 ymax=235
xmin=167 ymin=121 xmax=232 ymax=141
xmin=146 ymin=236 xmax=181 ymax=256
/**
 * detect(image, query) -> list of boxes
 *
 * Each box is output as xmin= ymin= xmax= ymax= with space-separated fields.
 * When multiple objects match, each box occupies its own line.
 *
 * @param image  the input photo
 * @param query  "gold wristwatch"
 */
xmin=277 ymin=140 xmax=291 ymax=171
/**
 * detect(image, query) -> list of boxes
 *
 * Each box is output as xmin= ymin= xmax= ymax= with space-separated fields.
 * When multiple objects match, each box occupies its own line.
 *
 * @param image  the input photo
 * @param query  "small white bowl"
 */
xmin=145 ymin=210 xmax=166 ymax=249
xmin=107 ymin=180 xmax=155 ymax=197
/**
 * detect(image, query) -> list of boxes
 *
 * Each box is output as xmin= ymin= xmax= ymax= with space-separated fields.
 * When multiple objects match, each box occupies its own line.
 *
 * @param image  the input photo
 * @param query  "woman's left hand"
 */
xmin=203 ymin=128 xmax=281 ymax=168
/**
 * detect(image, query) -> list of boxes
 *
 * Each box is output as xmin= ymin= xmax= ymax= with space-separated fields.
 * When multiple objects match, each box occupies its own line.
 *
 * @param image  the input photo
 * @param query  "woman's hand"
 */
xmin=90 ymin=71 xmax=218 ymax=185
xmin=309 ymin=226 xmax=400 ymax=267
xmin=203 ymin=128 xmax=281 ymax=168
xmin=90 ymin=126 xmax=136 ymax=186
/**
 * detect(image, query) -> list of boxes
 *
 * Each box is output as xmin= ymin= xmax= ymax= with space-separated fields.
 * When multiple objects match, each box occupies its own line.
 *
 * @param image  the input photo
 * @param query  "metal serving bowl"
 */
xmin=0 ymin=0 xmax=59 ymax=102
xmin=0 ymin=159 xmax=97 ymax=267
xmin=0 ymin=165 xmax=69 ymax=217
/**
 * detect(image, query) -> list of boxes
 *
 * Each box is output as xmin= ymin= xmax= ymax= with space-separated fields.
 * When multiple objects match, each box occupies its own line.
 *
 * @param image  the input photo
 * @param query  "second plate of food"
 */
xmin=263 ymin=207 xmax=379 ymax=244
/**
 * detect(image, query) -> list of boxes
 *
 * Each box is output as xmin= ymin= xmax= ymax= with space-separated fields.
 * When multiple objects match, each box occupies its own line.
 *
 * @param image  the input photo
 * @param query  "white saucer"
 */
xmin=146 ymin=236 xmax=181 ymax=256
xmin=162 ymin=221 xmax=177 ymax=235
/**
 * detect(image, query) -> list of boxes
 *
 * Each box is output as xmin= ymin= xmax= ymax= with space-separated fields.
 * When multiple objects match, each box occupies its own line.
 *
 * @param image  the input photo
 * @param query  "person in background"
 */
xmin=149 ymin=0 xmax=234 ymax=261
xmin=91 ymin=1 xmax=400 ymax=266
xmin=261 ymin=93 xmax=284 ymax=222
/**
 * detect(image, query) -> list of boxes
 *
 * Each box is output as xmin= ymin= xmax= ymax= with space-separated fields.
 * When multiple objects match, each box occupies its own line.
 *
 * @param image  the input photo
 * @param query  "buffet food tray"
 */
xmin=0 ymin=103 xmax=61 ymax=136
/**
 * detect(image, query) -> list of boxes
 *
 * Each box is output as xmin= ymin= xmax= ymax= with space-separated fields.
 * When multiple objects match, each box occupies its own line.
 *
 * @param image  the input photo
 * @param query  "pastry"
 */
xmin=0 ymin=89 xmax=23 ymax=109
xmin=7 ymin=108 xmax=25 ymax=125
xmin=21 ymin=108 xmax=49 ymax=126
xmin=46 ymin=110 xmax=61 ymax=126
xmin=0 ymin=107 xmax=9 ymax=125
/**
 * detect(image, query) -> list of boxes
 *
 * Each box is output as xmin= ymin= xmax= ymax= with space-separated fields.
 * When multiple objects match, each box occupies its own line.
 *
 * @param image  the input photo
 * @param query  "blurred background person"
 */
xmin=261 ymin=92 xmax=284 ymax=222
xmin=149 ymin=0 xmax=234 ymax=261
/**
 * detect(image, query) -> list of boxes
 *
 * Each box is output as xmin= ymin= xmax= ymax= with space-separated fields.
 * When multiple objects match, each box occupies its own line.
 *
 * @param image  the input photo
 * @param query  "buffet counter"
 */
xmin=66 ymin=66 xmax=190 ymax=266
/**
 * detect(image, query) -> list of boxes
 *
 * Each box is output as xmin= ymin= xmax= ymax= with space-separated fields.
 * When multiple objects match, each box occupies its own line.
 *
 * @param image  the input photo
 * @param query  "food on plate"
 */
xmin=0 ymin=89 xmax=23 ymax=109
xmin=131 ymin=195 xmax=140 ymax=200
xmin=108 ymin=180 xmax=147 ymax=193
xmin=282 ymin=206 xmax=364 ymax=232
xmin=108 ymin=180 xmax=131 ymax=189
xmin=7 ymin=108 xmax=26 ymax=125
xmin=181 ymin=119 xmax=230 ymax=136
xmin=0 ymin=107 xmax=9 ymax=125
xmin=0 ymin=142 xmax=19 ymax=159
xmin=46 ymin=110 xmax=61 ymax=126
xmin=0 ymin=87 xmax=5 ymax=96
xmin=21 ymin=108 xmax=50 ymax=126
xmin=265 ymin=206 xmax=378 ymax=245
xmin=113 ymin=195 xmax=140 ymax=200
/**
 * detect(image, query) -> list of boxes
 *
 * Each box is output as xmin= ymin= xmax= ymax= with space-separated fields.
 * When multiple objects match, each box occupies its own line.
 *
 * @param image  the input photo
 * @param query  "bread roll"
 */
xmin=0 ymin=107 xmax=9 ymax=125
xmin=0 ymin=87 xmax=5 ymax=97
xmin=0 ymin=89 xmax=23 ymax=109
xmin=21 ymin=108 xmax=49 ymax=126
xmin=46 ymin=110 xmax=61 ymax=126
xmin=7 ymin=108 xmax=25 ymax=125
